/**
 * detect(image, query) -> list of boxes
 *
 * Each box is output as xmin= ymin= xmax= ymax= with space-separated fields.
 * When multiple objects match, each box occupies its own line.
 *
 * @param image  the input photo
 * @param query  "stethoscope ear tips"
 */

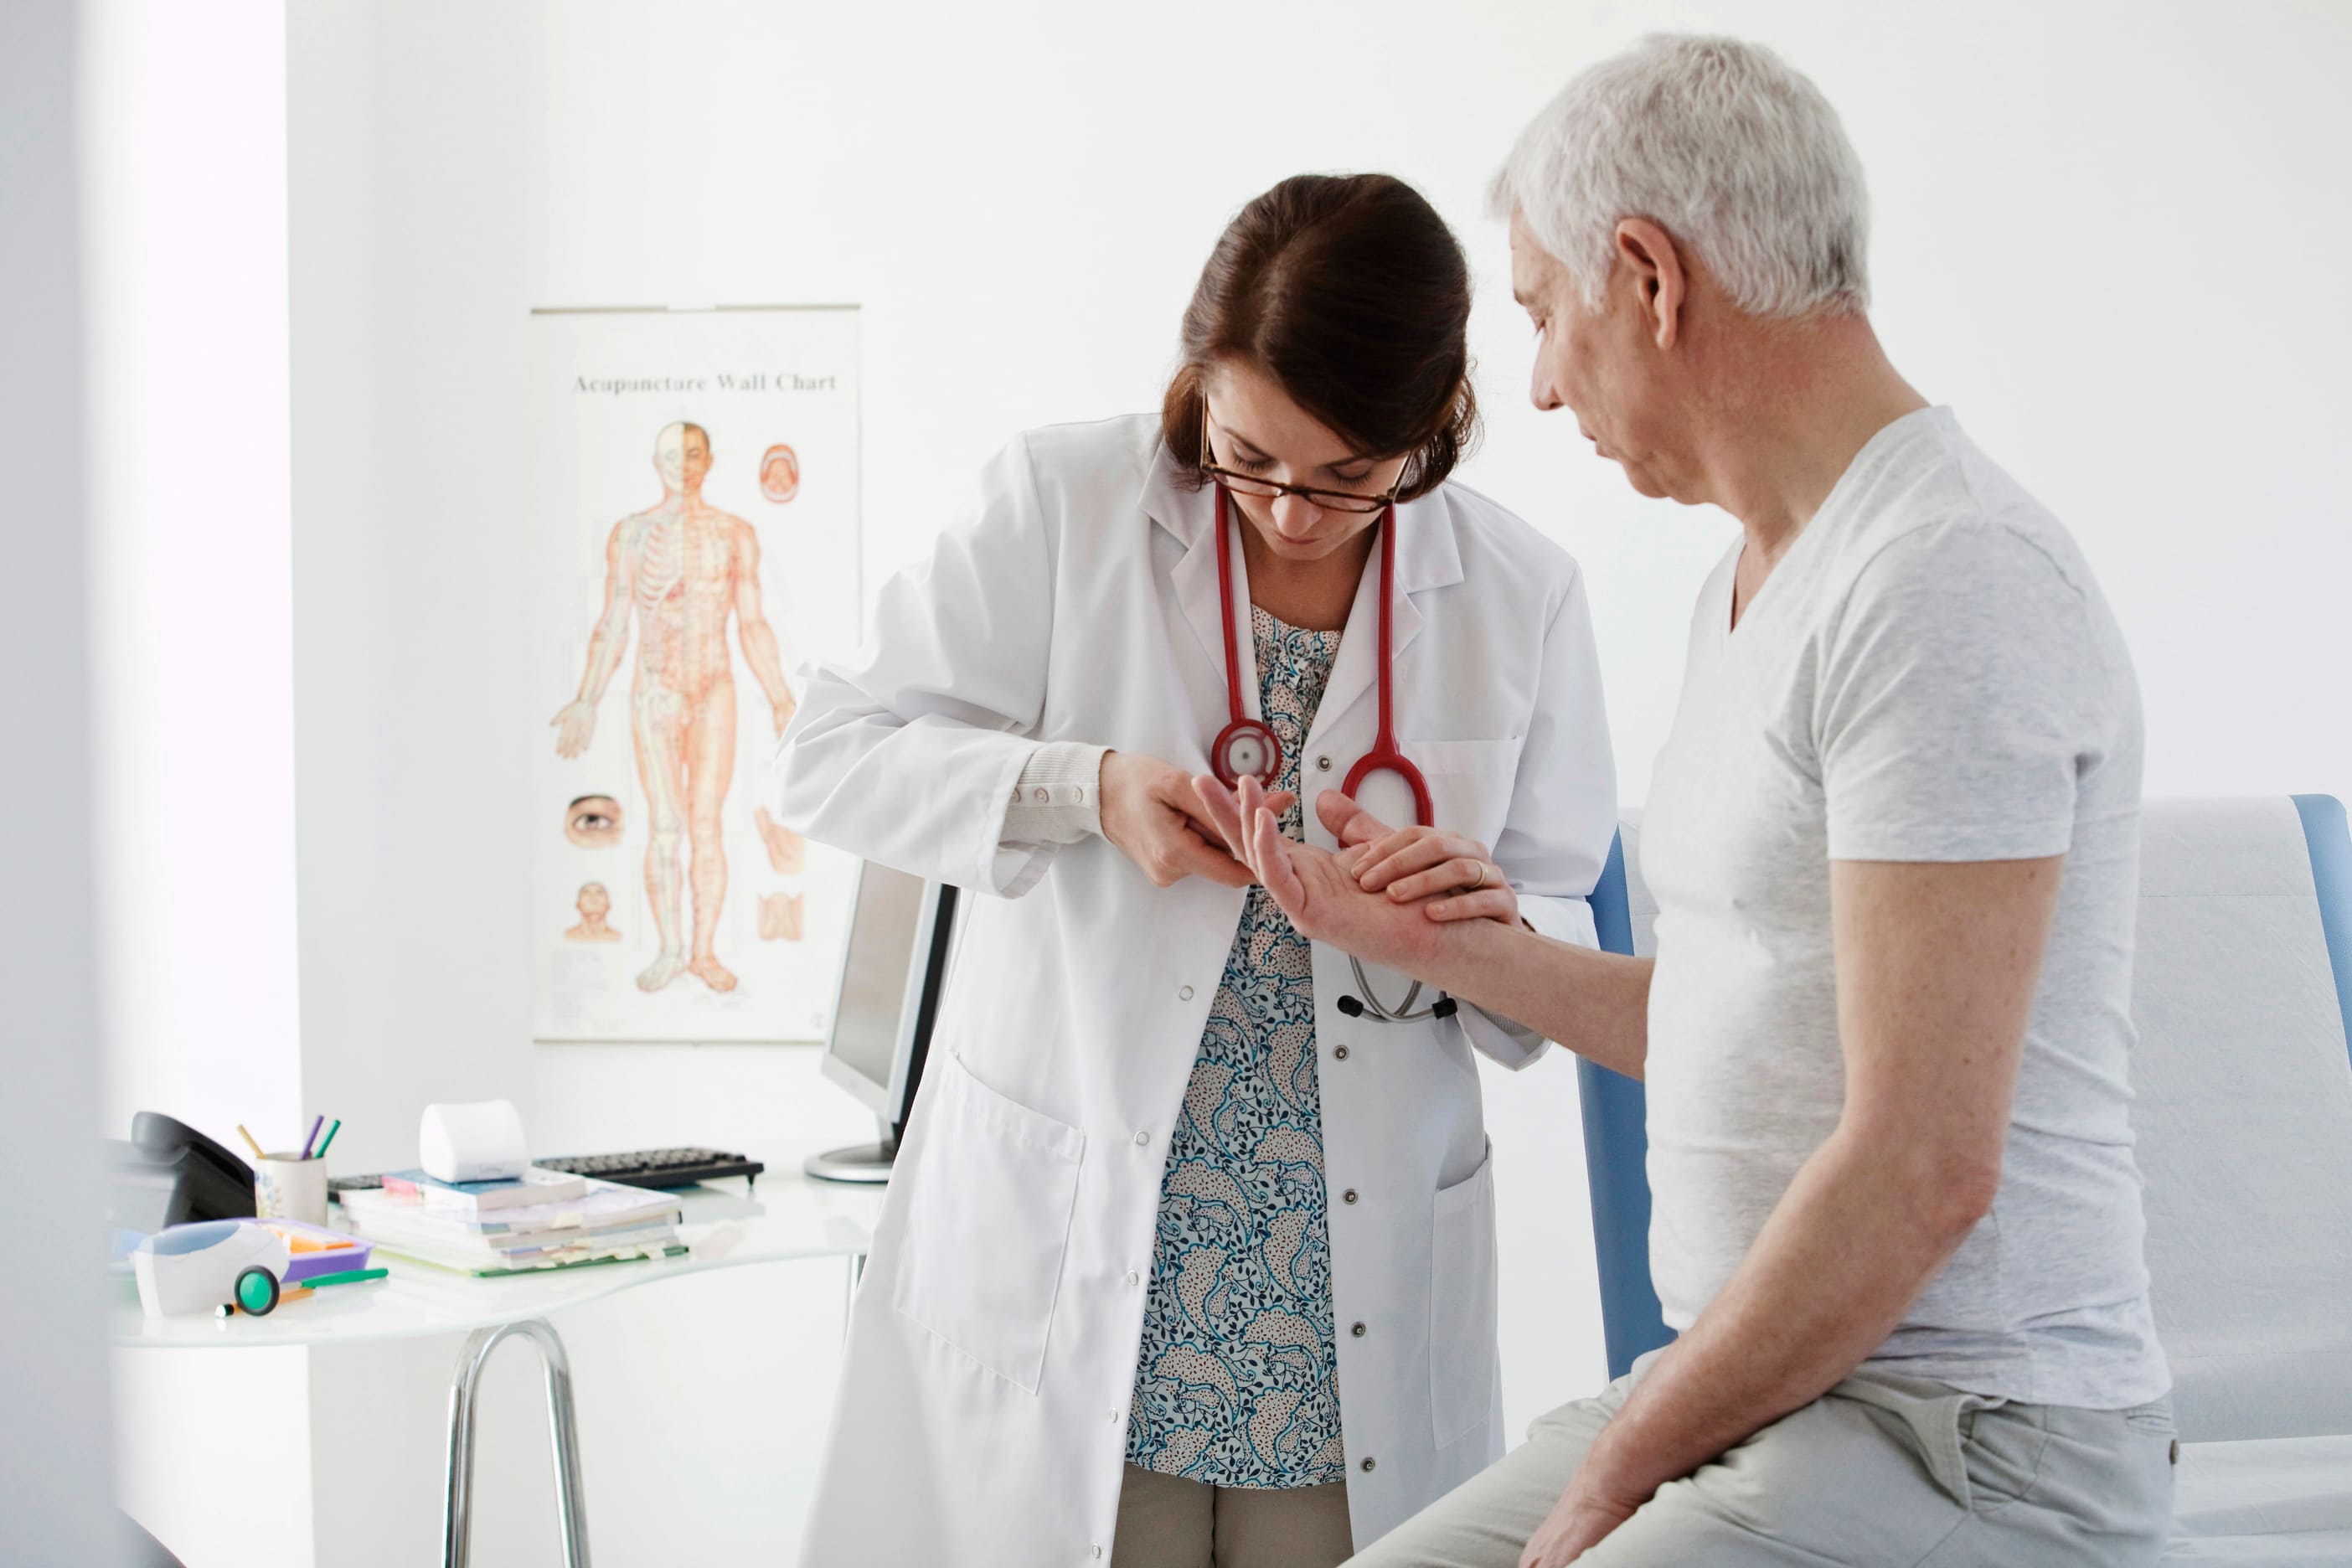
xmin=1335 ymin=996 xmax=1366 ymax=1018
xmin=1431 ymin=998 xmax=1459 ymax=1020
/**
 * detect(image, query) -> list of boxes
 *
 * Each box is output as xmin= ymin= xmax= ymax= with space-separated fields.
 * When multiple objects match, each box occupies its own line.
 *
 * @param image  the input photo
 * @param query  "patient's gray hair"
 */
xmin=1489 ymin=35 xmax=1871 ymax=318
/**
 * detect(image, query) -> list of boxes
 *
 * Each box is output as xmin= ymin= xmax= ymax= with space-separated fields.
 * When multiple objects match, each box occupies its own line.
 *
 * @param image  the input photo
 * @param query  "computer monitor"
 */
xmin=804 ymin=861 xmax=959 ymax=1183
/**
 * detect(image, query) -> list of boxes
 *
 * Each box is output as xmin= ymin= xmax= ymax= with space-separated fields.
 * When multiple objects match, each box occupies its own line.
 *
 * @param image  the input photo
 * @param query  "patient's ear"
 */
xmin=1614 ymin=217 xmax=1687 ymax=351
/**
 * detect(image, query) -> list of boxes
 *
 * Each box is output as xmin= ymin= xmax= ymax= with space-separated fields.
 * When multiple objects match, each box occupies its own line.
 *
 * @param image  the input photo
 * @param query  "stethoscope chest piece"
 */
xmin=1212 ymin=719 xmax=1283 ymax=790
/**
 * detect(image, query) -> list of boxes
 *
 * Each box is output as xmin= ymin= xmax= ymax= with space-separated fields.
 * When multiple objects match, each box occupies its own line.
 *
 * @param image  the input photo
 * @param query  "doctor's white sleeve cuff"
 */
xmin=1001 ymin=741 xmax=1109 ymax=848
xmin=979 ymin=740 xmax=1059 ymax=899
xmin=1454 ymin=892 xmax=1601 ymax=1071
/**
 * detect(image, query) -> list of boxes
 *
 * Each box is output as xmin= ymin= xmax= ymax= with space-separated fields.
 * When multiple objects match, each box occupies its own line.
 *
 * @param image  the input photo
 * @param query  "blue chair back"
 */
xmin=1581 ymin=831 xmax=1674 ymax=1379
xmin=2293 ymin=795 xmax=2352 ymax=1055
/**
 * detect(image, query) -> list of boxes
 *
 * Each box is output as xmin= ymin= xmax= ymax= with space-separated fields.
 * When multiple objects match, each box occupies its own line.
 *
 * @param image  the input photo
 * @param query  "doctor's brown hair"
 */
xmin=1163 ymin=173 xmax=1478 ymax=501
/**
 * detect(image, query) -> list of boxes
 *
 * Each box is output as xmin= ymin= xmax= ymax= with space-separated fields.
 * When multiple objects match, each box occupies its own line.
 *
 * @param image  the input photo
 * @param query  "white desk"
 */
xmin=110 ymin=1162 xmax=884 ymax=1567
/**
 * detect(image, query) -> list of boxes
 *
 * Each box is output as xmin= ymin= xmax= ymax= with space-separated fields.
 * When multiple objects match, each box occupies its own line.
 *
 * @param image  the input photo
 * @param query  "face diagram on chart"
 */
xmin=551 ymin=421 xmax=797 ymax=993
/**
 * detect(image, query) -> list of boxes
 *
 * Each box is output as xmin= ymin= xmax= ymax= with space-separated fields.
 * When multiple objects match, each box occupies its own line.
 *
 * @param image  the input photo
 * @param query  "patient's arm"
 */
xmin=1516 ymin=854 xmax=2061 ymax=1567
xmin=1199 ymin=776 xmax=1653 ymax=1079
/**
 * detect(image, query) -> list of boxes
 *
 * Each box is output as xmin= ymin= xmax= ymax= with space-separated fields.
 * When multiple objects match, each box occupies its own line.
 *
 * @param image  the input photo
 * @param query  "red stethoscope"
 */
xmin=1206 ymin=482 xmax=1454 ymax=1022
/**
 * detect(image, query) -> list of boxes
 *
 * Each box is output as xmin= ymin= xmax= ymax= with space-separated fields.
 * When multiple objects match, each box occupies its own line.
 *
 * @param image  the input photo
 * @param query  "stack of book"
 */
xmin=336 ymin=1166 xmax=687 ymax=1276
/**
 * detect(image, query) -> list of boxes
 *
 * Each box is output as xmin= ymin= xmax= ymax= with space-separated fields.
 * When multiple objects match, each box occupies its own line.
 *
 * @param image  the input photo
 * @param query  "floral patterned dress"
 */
xmin=1127 ymin=605 xmax=1345 ymax=1488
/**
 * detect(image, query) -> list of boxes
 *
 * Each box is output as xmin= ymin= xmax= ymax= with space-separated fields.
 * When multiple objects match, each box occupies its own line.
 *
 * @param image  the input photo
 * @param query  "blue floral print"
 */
xmin=1127 ymin=606 xmax=1345 ymax=1488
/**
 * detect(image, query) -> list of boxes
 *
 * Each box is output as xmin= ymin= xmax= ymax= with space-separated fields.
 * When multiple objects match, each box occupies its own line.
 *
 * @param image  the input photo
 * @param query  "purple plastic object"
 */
xmin=254 ymin=1218 xmax=375 ymax=1285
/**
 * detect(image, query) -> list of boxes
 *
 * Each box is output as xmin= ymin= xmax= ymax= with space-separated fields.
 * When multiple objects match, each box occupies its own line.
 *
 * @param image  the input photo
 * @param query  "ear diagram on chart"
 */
xmin=760 ymin=442 xmax=799 ymax=503
xmin=550 ymin=420 xmax=801 ymax=993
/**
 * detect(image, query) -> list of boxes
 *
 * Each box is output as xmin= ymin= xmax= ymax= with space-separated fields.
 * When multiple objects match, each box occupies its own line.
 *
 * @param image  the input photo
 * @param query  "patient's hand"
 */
xmin=1192 ymin=776 xmax=1448 ymax=973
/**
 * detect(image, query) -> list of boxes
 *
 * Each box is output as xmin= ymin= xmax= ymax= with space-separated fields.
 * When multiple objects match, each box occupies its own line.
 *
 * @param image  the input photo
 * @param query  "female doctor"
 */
xmin=776 ymin=173 xmax=1616 ymax=1567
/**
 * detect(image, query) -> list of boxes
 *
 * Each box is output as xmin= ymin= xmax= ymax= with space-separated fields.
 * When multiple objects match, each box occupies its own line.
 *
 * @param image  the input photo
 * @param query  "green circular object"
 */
xmin=235 ymin=1266 xmax=281 ymax=1316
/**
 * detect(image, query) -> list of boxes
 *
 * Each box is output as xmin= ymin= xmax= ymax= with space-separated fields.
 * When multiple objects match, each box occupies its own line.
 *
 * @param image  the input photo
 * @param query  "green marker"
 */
xmin=302 ymin=1266 xmax=389 ymax=1288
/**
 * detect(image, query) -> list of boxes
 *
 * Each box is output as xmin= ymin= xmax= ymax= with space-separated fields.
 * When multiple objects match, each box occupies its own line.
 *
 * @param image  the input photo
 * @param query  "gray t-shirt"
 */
xmin=1640 ymin=406 xmax=2169 ymax=1409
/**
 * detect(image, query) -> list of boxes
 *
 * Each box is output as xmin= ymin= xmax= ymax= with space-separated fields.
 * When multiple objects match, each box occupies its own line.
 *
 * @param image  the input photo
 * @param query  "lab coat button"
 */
xmin=1092 ymin=1548 xmax=1103 ymax=1560
xmin=1351 ymin=1322 xmax=1366 ymax=1337
xmin=1360 ymin=1457 xmax=1376 ymax=1473
xmin=1034 ymin=788 xmax=1050 ymax=802
xmin=1343 ymin=1189 xmax=1359 ymax=1204
xmin=1179 ymin=984 xmax=1195 ymax=1001
xmin=1125 ymin=1270 xmax=1140 ymax=1287
xmin=1133 ymin=1129 xmax=1150 ymax=1146
xmin=1317 ymin=756 xmax=1333 ymax=771
xmin=1333 ymin=1044 xmax=1349 ymax=1060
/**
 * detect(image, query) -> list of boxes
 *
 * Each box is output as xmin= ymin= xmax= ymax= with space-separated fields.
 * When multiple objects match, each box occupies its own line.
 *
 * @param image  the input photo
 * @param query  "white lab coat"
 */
xmin=778 ymin=415 xmax=1616 ymax=1565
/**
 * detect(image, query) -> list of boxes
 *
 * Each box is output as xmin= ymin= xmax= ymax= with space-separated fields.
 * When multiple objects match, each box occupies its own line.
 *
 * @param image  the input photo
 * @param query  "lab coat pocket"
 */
xmin=1428 ymin=1137 xmax=1499 ymax=1447
xmin=891 ymin=1052 xmax=1086 ymax=1393
xmin=1404 ymin=737 xmax=1523 ymax=850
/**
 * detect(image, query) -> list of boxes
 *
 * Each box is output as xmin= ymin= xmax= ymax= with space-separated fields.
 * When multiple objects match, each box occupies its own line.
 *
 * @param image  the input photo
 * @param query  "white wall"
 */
xmin=80 ymin=3 xmax=316 ymax=1563
xmin=209 ymin=0 xmax=2352 ymax=1563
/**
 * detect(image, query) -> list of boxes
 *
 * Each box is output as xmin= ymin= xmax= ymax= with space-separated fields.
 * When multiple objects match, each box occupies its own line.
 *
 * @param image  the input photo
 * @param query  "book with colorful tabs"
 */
xmin=377 ymin=1166 xmax=589 ymax=1212
xmin=338 ymin=1172 xmax=686 ymax=1277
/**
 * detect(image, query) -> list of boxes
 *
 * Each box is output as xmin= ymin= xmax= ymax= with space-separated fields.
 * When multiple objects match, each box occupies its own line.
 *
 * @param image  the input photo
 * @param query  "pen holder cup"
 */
xmin=255 ymin=1154 xmax=329 ymax=1228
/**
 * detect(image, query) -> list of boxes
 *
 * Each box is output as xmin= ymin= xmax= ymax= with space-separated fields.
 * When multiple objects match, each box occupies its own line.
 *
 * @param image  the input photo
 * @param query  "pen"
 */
xmin=313 ymin=1118 xmax=342 ymax=1160
xmin=302 ymin=1266 xmax=387 ymax=1288
xmin=235 ymin=1125 xmax=267 ymax=1163
xmin=300 ymin=1115 xmax=325 ymax=1160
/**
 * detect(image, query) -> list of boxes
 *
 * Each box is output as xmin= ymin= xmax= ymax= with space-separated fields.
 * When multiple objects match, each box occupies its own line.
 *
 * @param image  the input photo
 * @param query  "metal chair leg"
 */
xmin=442 ymin=1318 xmax=592 ymax=1568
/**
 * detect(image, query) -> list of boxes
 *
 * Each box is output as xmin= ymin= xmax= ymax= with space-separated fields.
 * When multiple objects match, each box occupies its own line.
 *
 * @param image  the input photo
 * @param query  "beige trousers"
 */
xmin=1345 ymin=1354 xmax=2176 ymax=1567
xmin=1112 ymin=1462 xmax=1355 ymax=1568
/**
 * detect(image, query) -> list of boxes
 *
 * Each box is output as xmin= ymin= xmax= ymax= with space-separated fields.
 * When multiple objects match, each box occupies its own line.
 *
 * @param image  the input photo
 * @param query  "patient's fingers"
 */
xmin=1190 ymin=776 xmax=1245 ymax=854
xmin=1235 ymin=776 xmax=1271 ymax=879
xmin=1251 ymin=800 xmax=1308 ymax=915
xmin=1318 ymin=790 xmax=1394 ymax=848
xmin=1190 ymin=776 xmax=1295 ymax=866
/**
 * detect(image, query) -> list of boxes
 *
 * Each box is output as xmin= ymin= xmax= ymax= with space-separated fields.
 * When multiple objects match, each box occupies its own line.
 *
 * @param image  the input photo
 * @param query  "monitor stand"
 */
xmin=804 ymin=1124 xmax=900 ymax=1184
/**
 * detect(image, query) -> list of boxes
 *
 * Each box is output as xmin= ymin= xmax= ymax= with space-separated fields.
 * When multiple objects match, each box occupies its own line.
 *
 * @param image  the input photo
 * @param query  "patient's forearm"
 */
xmin=1574 ymin=1127 xmax=1979 ymax=1502
xmin=1426 ymin=917 xmax=1652 ymax=1079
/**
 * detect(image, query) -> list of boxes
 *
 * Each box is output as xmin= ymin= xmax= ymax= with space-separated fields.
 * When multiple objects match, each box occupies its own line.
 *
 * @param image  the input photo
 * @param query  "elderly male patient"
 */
xmin=1196 ymin=34 xmax=2175 ymax=1568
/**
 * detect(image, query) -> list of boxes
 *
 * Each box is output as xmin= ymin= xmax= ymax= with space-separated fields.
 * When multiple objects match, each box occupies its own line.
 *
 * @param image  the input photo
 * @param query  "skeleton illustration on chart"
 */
xmin=551 ymin=421 xmax=797 ymax=993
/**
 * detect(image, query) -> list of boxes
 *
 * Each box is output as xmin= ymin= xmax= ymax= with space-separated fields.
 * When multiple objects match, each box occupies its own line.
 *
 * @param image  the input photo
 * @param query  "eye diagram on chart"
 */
xmin=533 ymin=306 xmax=861 ymax=1044
xmin=565 ymin=794 xmax=624 ymax=848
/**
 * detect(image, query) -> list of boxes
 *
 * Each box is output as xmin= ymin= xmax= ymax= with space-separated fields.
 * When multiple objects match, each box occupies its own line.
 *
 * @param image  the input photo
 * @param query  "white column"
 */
xmin=81 ymin=3 xmax=313 ymax=1561
xmin=0 ymin=0 xmax=130 ymax=1561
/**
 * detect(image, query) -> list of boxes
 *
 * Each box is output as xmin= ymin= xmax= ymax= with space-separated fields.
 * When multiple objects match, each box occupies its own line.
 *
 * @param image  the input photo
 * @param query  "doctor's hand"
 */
xmin=1101 ymin=751 xmax=1293 ymax=890
xmin=1322 ymin=797 xmax=1519 ymax=928
xmin=1192 ymin=776 xmax=1449 ymax=973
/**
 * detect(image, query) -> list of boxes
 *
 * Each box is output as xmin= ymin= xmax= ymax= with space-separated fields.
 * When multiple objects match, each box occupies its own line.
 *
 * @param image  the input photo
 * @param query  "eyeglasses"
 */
xmin=1199 ymin=420 xmax=1402 ymax=515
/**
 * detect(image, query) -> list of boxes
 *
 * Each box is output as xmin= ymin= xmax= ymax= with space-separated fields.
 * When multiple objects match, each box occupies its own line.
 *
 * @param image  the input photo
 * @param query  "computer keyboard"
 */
xmin=534 ymin=1148 xmax=766 ymax=1190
